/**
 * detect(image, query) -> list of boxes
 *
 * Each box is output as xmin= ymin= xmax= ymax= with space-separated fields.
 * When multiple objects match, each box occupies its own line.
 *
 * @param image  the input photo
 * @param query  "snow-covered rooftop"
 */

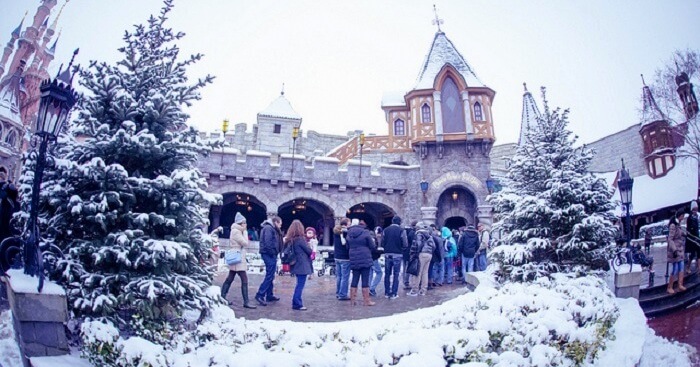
xmin=257 ymin=93 xmax=301 ymax=120
xmin=599 ymin=157 xmax=698 ymax=216
xmin=414 ymin=32 xmax=484 ymax=90
xmin=381 ymin=91 xmax=407 ymax=107
xmin=0 ymin=68 xmax=23 ymax=124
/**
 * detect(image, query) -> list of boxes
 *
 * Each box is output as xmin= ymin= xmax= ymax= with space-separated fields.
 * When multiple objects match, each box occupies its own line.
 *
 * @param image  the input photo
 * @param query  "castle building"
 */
xmin=199 ymin=27 xmax=497 ymax=244
xmin=0 ymin=0 xmax=66 ymax=180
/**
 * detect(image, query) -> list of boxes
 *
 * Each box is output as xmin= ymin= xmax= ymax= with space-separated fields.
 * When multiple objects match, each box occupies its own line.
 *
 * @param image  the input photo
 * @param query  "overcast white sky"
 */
xmin=2 ymin=0 xmax=699 ymax=145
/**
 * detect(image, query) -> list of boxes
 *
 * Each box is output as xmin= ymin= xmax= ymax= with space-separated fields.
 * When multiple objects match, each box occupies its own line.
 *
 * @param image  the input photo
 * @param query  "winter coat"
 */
xmin=410 ymin=229 xmax=435 ymax=257
xmin=404 ymin=227 xmax=415 ymax=258
xmin=370 ymin=231 xmax=384 ymax=261
xmin=478 ymin=230 xmax=491 ymax=253
xmin=687 ymin=213 xmax=699 ymax=250
xmin=228 ymin=223 xmax=250 ymax=271
xmin=431 ymin=233 xmax=444 ymax=263
xmin=290 ymin=237 xmax=313 ymax=275
xmin=459 ymin=228 xmax=479 ymax=258
xmin=667 ymin=222 xmax=686 ymax=263
xmin=259 ymin=220 xmax=282 ymax=256
xmin=382 ymin=224 xmax=408 ymax=255
xmin=347 ymin=225 xmax=376 ymax=270
xmin=333 ymin=225 xmax=350 ymax=260
xmin=0 ymin=181 xmax=18 ymax=242
xmin=442 ymin=227 xmax=457 ymax=259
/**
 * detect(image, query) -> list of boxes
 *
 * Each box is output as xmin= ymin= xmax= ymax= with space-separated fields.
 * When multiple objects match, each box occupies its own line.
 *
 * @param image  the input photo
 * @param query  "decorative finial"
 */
xmin=50 ymin=0 xmax=70 ymax=31
xmin=523 ymin=82 xmax=528 ymax=92
xmin=621 ymin=158 xmax=626 ymax=170
xmin=281 ymin=82 xmax=285 ymax=96
xmin=432 ymin=4 xmax=444 ymax=32
xmin=57 ymin=48 xmax=79 ymax=83
xmin=640 ymin=74 xmax=646 ymax=86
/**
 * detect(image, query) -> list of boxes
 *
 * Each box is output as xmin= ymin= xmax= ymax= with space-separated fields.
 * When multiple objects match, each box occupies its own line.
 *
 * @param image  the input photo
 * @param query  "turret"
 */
xmin=676 ymin=71 xmax=698 ymax=120
xmin=638 ymin=75 xmax=675 ymax=178
xmin=0 ymin=13 xmax=27 ymax=78
xmin=518 ymin=82 xmax=541 ymax=146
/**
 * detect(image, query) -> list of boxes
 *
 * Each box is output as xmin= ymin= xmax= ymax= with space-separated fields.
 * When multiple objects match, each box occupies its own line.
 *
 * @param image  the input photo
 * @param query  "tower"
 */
xmin=638 ymin=75 xmax=676 ymax=178
xmin=676 ymin=71 xmax=698 ymax=120
xmin=518 ymin=83 xmax=541 ymax=146
xmin=255 ymin=88 xmax=302 ymax=154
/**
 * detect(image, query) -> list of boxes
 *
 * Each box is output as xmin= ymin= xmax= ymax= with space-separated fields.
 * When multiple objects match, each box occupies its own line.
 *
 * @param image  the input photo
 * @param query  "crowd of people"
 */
xmin=219 ymin=212 xmax=491 ymax=311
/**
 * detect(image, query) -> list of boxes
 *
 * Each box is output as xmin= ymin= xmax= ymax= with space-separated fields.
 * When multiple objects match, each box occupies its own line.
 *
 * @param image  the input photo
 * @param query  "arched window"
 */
xmin=474 ymin=102 xmax=484 ymax=121
xmin=5 ymin=130 xmax=17 ymax=148
xmin=393 ymin=119 xmax=405 ymax=136
xmin=421 ymin=104 xmax=431 ymax=123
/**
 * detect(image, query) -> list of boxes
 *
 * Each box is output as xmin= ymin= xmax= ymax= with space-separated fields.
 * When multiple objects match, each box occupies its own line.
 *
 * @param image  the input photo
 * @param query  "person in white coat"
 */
xmin=220 ymin=212 xmax=257 ymax=309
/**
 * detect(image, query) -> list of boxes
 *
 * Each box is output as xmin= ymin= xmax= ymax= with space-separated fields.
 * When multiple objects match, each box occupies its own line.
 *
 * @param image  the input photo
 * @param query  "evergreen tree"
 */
xmin=488 ymin=88 xmax=616 ymax=282
xmin=17 ymin=0 xmax=221 ymax=328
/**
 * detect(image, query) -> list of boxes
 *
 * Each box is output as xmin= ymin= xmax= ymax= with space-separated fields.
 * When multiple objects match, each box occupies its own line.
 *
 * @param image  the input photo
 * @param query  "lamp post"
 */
xmin=420 ymin=179 xmax=429 ymax=206
xmin=358 ymin=133 xmax=365 ymax=179
xmin=618 ymin=159 xmax=634 ymax=253
xmin=25 ymin=53 xmax=78 ymax=291
xmin=291 ymin=126 xmax=299 ymax=181
xmin=220 ymin=118 xmax=229 ymax=168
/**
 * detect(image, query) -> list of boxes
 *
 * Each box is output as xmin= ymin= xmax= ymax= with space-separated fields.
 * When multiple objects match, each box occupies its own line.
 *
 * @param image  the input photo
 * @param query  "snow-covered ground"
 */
xmin=1 ymin=273 xmax=695 ymax=367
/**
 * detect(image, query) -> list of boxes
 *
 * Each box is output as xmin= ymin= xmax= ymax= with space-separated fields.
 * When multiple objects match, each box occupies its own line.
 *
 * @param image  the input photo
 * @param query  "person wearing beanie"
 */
xmin=667 ymin=210 xmax=687 ymax=294
xmin=382 ymin=215 xmax=408 ymax=299
xmin=220 ymin=212 xmax=257 ymax=309
xmin=305 ymin=227 xmax=319 ymax=279
xmin=686 ymin=200 xmax=699 ymax=275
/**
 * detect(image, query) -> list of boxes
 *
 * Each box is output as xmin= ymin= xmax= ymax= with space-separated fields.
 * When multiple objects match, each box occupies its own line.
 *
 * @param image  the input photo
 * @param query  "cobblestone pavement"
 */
xmin=214 ymin=270 xmax=471 ymax=322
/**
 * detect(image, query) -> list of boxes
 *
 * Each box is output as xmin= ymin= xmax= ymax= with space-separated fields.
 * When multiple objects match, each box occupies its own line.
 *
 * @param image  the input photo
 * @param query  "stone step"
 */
xmin=639 ymin=273 xmax=700 ymax=317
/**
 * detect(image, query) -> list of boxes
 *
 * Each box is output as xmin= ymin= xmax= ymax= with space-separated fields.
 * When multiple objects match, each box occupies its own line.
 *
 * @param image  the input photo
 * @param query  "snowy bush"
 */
xmin=488 ymin=88 xmax=617 ymax=282
xmin=15 ymin=0 xmax=222 ymax=332
xmin=80 ymin=274 xmax=623 ymax=366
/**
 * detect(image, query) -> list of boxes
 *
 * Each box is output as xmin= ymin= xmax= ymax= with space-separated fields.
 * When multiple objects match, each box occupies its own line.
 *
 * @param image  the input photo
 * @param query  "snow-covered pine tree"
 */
xmin=488 ymin=87 xmax=616 ymax=282
xmin=17 ymin=0 xmax=221 ymax=328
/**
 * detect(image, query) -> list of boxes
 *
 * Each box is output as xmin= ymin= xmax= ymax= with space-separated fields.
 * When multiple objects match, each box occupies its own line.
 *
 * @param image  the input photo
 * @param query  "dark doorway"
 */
xmin=444 ymin=216 xmax=467 ymax=231
xmin=278 ymin=199 xmax=334 ymax=245
xmin=347 ymin=202 xmax=395 ymax=230
xmin=219 ymin=193 xmax=267 ymax=239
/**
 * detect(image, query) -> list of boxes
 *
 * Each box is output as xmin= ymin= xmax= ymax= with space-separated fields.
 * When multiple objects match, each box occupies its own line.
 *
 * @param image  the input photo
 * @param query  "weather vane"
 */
xmin=432 ymin=4 xmax=444 ymax=32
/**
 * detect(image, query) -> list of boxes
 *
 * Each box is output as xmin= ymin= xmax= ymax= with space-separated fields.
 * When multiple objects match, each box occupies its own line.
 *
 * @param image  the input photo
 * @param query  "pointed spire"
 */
xmin=12 ymin=11 xmax=28 ymax=36
xmin=432 ymin=4 xmax=444 ymax=33
xmin=281 ymin=82 xmax=285 ymax=96
xmin=519 ymin=82 xmax=541 ymax=146
xmin=48 ymin=30 xmax=61 ymax=53
xmin=415 ymin=32 xmax=483 ymax=89
xmin=57 ymin=48 xmax=78 ymax=84
xmin=640 ymin=74 xmax=666 ymax=126
xmin=49 ymin=0 xmax=69 ymax=32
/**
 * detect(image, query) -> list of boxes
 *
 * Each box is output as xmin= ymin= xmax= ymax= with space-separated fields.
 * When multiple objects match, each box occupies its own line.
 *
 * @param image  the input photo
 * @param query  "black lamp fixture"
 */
xmin=22 ymin=49 xmax=79 ymax=291
xmin=486 ymin=178 xmax=494 ymax=194
xmin=618 ymin=159 xmax=634 ymax=248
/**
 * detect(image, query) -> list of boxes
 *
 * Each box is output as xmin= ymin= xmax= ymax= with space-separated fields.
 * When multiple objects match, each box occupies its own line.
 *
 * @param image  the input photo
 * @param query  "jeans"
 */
xmin=461 ymin=255 xmax=475 ymax=280
xmin=384 ymin=254 xmax=402 ymax=296
xmin=293 ymin=274 xmax=307 ymax=309
xmin=402 ymin=258 xmax=410 ymax=285
xmin=411 ymin=253 xmax=432 ymax=293
xmin=476 ymin=252 xmax=488 ymax=271
xmin=335 ymin=260 xmax=351 ymax=298
xmin=256 ymin=253 xmax=277 ymax=300
xmin=432 ymin=259 xmax=445 ymax=284
xmin=444 ymin=257 xmax=454 ymax=284
xmin=369 ymin=259 xmax=383 ymax=293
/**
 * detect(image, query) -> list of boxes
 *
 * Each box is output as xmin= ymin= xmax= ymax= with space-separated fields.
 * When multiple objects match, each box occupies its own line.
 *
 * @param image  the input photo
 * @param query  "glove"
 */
xmin=310 ymin=251 xmax=316 ymax=261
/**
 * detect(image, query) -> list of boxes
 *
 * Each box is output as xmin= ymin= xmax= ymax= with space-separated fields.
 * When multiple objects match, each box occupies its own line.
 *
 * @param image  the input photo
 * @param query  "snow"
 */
xmin=5 ymin=269 xmax=65 ymax=295
xmin=381 ymin=91 xmax=407 ymax=107
xmin=30 ymin=354 xmax=92 ymax=367
xmin=0 ymin=310 xmax=21 ymax=367
xmin=600 ymin=157 xmax=698 ymax=216
xmin=257 ymin=94 xmax=301 ymax=120
xmin=415 ymin=32 xmax=484 ymax=90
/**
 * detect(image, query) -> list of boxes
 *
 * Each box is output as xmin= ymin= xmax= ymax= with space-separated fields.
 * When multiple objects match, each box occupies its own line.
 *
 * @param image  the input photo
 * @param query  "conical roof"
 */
xmin=640 ymin=76 xmax=666 ymax=126
xmin=414 ymin=32 xmax=484 ymax=90
xmin=258 ymin=92 xmax=301 ymax=120
xmin=519 ymin=83 xmax=541 ymax=145
xmin=0 ymin=66 xmax=24 ymax=123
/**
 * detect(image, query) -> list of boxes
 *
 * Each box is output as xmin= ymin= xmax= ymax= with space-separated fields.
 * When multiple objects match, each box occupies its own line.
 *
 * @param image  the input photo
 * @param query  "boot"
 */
xmin=667 ymin=275 xmax=676 ymax=294
xmin=221 ymin=280 xmax=233 ymax=305
xmin=678 ymin=272 xmax=687 ymax=291
xmin=362 ymin=288 xmax=375 ymax=306
xmin=242 ymin=283 xmax=257 ymax=309
xmin=350 ymin=287 xmax=358 ymax=306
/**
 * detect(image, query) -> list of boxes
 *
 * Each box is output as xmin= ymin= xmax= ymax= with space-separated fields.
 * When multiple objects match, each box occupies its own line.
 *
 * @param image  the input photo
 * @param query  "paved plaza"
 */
xmin=214 ymin=270 xmax=471 ymax=322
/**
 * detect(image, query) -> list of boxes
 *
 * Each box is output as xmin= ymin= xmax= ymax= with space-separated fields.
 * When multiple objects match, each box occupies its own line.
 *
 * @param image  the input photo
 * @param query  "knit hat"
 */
xmin=416 ymin=221 xmax=429 ymax=230
xmin=351 ymin=218 xmax=360 ymax=226
xmin=692 ymin=200 xmax=698 ymax=211
xmin=234 ymin=212 xmax=246 ymax=224
xmin=305 ymin=227 xmax=317 ymax=238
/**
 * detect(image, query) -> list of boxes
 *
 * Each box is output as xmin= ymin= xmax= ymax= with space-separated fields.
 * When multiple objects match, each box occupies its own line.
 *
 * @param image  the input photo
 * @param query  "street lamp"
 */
xmin=220 ymin=118 xmax=229 ymax=168
xmin=618 ymin=159 xmax=634 ymax=250
xmin=26 ymin=51 xmax=78 ymax=291
xmin=358 ymin=133 xmax=365 ymax=179
xmin=420 ymin=179 xmax=429 ymax=206
xmin=291 ymin=126 xmax=299 ymax=180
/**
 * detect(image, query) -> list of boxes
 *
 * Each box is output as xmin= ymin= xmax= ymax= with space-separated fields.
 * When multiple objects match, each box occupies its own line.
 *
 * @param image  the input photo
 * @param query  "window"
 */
xmin=474 ymin=102 xmax=483 ymax=121
xmin=5 ymin=130 xmax=16 ymax=148
xmin=393 ymin=119 xmax=405 ymax=136
xmin=273 ymin=124 xmax=281 ymax=134
xmin=421 ymin=104 xmax=431 ymax=123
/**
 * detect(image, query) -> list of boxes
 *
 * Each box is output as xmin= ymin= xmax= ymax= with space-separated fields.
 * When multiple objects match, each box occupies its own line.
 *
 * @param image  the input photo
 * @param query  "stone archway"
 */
xmin=278 ymin=198 xmax=335 ymax=246
xmin=435 ymin=186 xmax=477 ymax=228
xmin=426 ymin=171 xmax=486 ymax=208
xmin=346 ymin=202 xmax=396 ymax=230
xmin=215 ymin=192 xmax=268 ymax=239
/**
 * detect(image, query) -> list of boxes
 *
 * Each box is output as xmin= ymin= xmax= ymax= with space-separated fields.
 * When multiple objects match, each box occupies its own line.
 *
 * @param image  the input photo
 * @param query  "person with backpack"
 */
xmin=442 ymin=227 xmax=457 ymax=284
xmin=333 ymin=218 xmax=351 ymax=301
xmin=402 ymin=221 xmax=417 ymax=290
xmin=407 ymin=221 xmax=434 ymax=296
xmin=429 ymin=224 xmax=444 ymax=288
xmin=382 ymin=215 xmax=408 ymax=299
xmin=254 ymin=216 xmax=283 ymax=306
xmin=287 ymin=219 xmax=313 ymax=310
xmin=220 ymin=212 xmax=256 ymax=309
xmin=458 ymin=224 xmax=479 ymax=282
xmin=476 ymin=223 xmax=490 ymax=271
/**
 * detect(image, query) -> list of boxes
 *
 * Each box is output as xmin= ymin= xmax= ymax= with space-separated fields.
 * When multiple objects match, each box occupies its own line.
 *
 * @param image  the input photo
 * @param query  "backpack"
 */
xmin=281 ymin=243 xmax=296 ymax=265
xmin=431 ymin=235 xmax=443 ymax=263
